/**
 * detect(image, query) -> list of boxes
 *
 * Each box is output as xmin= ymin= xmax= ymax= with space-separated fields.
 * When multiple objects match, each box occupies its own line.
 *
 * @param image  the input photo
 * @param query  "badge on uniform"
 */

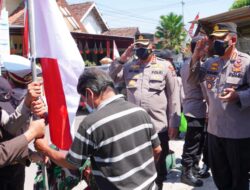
xmin=207 ymin=82 xmax=213 ymax=90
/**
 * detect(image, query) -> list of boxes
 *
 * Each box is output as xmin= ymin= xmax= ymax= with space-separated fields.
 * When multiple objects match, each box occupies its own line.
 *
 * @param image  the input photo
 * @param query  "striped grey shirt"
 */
xmin=66 ymin=95 xmax=160 ymax=190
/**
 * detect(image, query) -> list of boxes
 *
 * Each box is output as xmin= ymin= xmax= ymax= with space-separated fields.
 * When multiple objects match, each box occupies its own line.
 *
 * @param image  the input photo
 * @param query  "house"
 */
xmin=194 ymin=6 xmax=250 ymax=54
xmin=7 ymin=0 xmax=139 ymax=64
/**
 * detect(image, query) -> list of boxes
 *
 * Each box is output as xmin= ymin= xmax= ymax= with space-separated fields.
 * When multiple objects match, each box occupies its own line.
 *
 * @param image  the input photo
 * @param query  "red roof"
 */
xmin=102 ymin=27 xmax=140 ymax=38
xmin=69 ymin=1 xmax=108 ymax=32
xmin=69 ymin=1 xmax=94 ymax=22
xmin=9 ymin=0 xmax=85 ymax=32
xmin=9 ymin=2 xmax=25 ymax=25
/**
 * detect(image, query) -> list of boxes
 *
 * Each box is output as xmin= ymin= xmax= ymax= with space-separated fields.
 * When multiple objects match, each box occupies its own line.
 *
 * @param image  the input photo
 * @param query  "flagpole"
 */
xmin=27 ymin=0 xmax=49 ymax=190
xmin=27 ymin=0 xmax=37 ymax=81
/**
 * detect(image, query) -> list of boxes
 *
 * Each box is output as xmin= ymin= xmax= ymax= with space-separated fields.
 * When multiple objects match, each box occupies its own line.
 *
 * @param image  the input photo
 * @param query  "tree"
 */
xmin=230 ymin=0 xmax=250 ymax=10
xmin=155 ymin=12 xmax=187 ymax=53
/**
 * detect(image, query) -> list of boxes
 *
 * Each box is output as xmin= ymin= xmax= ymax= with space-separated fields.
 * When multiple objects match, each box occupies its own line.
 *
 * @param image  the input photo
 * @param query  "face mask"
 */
xmin=135 ymin=48 xmax=152 ymax=60
xmin=213 ymin=40 xmax=229 ymax=56
xmin=85 ymin=102 xmax=95 ymax=113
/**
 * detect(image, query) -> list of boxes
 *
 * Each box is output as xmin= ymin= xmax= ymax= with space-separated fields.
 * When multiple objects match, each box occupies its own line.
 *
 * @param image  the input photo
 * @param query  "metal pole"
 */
xmin=181 ymin=0 xmax=185 ymax=24
xmin=27 ymin=1 xmax=49 ymax=190
xmin=27 ymin=0 xmax=37 ymax=82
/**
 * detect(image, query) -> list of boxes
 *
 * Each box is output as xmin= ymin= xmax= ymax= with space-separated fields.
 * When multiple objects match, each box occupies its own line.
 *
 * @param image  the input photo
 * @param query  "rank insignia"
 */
xmin=213 ymin=24 xmax=219 ymax=31
xmin=230 ymin=52 xmax=238 ymax=61
xmin=210 ymin=62 xmax=219 ymax=71
xmin=131 ymin=64 xmax=140 ymax=70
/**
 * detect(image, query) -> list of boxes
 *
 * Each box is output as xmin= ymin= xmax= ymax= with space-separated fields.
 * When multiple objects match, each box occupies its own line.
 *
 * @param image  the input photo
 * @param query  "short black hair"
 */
xmin=77 ymin=68 xmax=115 ymax=96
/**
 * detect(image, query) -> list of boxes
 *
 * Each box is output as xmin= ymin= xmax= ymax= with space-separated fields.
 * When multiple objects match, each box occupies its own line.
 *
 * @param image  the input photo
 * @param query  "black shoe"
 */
xmin=192 ymin=164 xmax=201 ymax=176
xmin=181 ymin=167 xmax=203 ymax=187
xmin=156 ymin=183 xmax=163 ymax=190
xmin=197 ymin=164 xmax=210 ymax=179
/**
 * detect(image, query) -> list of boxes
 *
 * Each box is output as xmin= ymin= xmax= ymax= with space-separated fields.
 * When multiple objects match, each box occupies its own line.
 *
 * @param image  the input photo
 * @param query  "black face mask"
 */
xmin=213 ymin=40 xmax=229 ymax=56
xmin=135 ymin=48 xmax=152 ymax=60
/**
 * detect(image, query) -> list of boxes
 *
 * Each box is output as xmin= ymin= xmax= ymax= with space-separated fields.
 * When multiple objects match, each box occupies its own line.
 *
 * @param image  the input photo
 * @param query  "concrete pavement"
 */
xmin=163 ymin=140 xmax=216 ymax=190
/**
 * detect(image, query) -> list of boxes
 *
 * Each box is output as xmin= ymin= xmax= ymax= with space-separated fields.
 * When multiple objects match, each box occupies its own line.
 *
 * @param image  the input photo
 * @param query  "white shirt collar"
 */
xmin=97 ymin=94 xmax=124 ymax=110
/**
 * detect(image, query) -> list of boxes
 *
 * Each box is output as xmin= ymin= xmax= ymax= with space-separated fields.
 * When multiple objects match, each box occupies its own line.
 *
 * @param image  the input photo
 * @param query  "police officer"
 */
xmin=189 ymin=22 xmax=250 ymax=190
xmin=109 ymin=36 xmax=181 ymax=189
xmin=0 ymin=55 xmax=44 ymax=190
xmin=180 ymin=36 xmax=209 ymax=187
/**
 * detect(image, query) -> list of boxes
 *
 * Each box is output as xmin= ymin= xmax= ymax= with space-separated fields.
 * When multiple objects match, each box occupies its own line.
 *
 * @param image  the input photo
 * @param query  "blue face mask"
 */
xmin=85 ymin=102 xmax=95 ymax=113
xmin=213 ymin=40 xmax=229 ymax=56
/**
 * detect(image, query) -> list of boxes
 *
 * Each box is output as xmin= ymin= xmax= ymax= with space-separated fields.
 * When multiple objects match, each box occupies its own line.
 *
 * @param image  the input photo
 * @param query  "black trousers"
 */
xmin=201 ymin=125 xmax=209 ymax=167
xmin=181 ymin=116 xmax=205 ymax=169
xmin=0 ymin=164 xmax=25 ymax=190
xmin=155 ymin=130 xmax=169 ymax=185
xmin=208 ymin=133 xmax=250 ymax=190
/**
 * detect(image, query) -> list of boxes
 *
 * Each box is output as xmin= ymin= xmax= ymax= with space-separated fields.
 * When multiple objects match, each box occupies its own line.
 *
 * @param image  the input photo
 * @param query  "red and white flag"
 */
xmin=0 ymin=0 xmax=3 ymax=17
xmin=32 ymin=0 xmax=84 ymax=150
xmin=22 ymin=0 xmax=29 ymax=58
xmin=106 ymin=40 xmax=110 ymax=58
xmin=188 ymin=13 xmax=199 ymax=38
xmin=112 ymin=40 xmax=120 ymax=60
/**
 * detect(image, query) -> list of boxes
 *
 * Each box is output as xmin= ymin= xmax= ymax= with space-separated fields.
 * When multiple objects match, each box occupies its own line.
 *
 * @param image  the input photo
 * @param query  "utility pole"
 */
xmin=181 ymin=0 xmax=185 ymax=24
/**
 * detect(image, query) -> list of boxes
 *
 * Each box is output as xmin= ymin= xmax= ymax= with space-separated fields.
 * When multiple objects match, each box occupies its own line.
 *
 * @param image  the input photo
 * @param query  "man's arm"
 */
xmin=219 ymin=63 xmax=250 ymax=109
xmin=165 ymin=63 xmax=181 ymax=139
xmin=34 ymin=138 xmax=77 ymax=170
xmin=109 ymin=44 xmax=134 ymax=83
xmin=188 ymin=38 xmax=208 ymax=84
xmin=2 ymin=82 xmax=43 ymax=136
xmin=0 ymin=119 xmax=45 ymax=167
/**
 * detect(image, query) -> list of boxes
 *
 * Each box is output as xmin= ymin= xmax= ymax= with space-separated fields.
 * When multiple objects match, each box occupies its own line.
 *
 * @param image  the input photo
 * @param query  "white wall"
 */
xmin=82 ymin=11 xmax=103 ymax=34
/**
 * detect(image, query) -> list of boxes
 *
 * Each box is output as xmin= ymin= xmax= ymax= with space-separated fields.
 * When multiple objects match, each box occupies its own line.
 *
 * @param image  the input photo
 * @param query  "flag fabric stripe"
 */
xmin=188 ymin=13 xmax=199 ymax=38
xmin=112 ymin=40 xmax=120 ymax=60
xmin=40 ymin=58 xmax=72 ymax=148
xmin=32 ymin=0 xmax=84 ymax=149
xmin=0 ymin=0 xmax=2 ymax=16
xmin=23 ymin=1 xmax=29 ymax=57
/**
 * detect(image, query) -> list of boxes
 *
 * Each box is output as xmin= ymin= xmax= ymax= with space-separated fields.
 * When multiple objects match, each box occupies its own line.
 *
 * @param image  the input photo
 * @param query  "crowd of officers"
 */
xmin=0 ymin=21 xmax=250 ymax=190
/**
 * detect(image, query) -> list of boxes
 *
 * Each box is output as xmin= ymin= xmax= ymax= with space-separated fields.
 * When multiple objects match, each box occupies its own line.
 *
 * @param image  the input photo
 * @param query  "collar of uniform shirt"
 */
xmin=97 ymin=94 xmax=124 ymax=110
xmin=138 ymin=54 xmax=156 ymax=65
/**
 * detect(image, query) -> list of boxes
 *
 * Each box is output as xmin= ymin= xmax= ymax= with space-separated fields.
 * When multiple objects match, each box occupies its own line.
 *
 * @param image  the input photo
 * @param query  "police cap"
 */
xmin=210 ymin=22 xmax=237 ymax=37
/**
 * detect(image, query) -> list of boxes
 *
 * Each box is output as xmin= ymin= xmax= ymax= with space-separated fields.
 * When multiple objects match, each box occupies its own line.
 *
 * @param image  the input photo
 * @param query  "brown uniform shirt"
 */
xmin=0 ymin=102 xmax=31 ymax=167
xmin=110 ymin=56 xmax=181 ymax=133
xmin=189 ymin=51 xmax=250 ymax=138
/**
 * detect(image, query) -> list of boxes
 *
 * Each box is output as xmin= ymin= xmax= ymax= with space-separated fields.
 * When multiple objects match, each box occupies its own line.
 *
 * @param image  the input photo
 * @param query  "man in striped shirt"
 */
xmin=35 ymin=68 xmax=162 ymax=190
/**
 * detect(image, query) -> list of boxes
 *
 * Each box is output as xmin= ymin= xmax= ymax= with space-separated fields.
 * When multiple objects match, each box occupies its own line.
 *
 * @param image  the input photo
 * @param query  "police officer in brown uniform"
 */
xmin=189 ymin=22 xmax=250 ymax=190
xmin=180 ymin=36 xmax=209 ymax=187
xmin=109 ymin=36 xmax=181 ymax=189
xmin=0 ymin=75 xmax=45 ymax=190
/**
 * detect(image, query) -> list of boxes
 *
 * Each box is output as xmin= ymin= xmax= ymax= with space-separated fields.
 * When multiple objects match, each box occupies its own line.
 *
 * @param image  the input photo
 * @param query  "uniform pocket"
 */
xmin=149 ymin=75 xmax=164 ymax=91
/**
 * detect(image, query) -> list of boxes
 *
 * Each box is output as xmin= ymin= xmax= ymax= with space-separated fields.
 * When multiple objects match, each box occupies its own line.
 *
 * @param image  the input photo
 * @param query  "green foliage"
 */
xmin=84 ymin=60 xmax=97 ymax=67
xmin=155 ymin=12 xmax=187 ymax=53
xmin=230 ymin=0 xmax=250 ymax=10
